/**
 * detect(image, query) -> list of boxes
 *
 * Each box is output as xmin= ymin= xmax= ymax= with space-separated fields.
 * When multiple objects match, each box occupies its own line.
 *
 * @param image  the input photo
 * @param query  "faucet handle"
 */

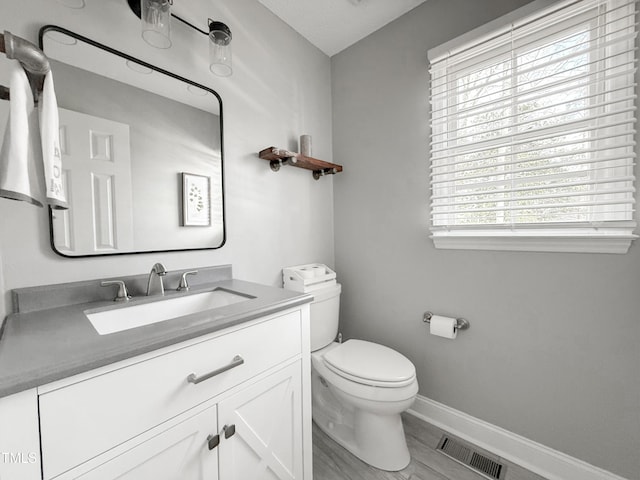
xmin=101 ymin=280 xmax=132 ymax=302
xmin=177 ymin=270 xmax=198 ymax=291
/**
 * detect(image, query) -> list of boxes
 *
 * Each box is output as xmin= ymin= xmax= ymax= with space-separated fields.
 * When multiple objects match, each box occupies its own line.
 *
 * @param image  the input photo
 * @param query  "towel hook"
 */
xmin=0 ymin=31 xmax=51 ymax=103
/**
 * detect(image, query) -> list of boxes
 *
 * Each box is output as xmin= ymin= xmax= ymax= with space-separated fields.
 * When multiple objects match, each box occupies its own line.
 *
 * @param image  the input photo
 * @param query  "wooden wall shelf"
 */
xmin=258 ymin=147 xmax=343 ymax=180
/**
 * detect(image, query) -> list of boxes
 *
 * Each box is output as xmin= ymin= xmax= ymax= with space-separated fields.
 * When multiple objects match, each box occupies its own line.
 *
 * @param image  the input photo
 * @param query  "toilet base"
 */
xmin=311 ymin=347 xmax=415 ymax=471
xmin=313 ymin=403 xmax=410 ymax=471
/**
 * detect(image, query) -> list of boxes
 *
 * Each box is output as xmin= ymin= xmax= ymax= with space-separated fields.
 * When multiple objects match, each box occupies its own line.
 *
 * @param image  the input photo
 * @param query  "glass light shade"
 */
xmin=141 ymin=0 xmax=172 ymax=49
xmin=209 ymin=21 xmax=232 ymax=77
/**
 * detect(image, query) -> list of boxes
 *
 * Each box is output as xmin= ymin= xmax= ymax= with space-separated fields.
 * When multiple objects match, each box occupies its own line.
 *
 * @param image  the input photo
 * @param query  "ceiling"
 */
xmin=257 ymin=0 xmax=428 ymax=57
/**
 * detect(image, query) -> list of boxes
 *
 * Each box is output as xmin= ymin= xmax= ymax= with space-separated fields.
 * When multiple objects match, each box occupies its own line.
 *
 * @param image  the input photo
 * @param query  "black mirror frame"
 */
xmin=38 ymin=25 xmax=226 ymax=258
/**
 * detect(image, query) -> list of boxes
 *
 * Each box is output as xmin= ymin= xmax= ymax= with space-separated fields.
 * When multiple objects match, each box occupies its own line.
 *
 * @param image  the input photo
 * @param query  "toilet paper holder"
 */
xmin=423 ymin=312 xmax=470 ymax=331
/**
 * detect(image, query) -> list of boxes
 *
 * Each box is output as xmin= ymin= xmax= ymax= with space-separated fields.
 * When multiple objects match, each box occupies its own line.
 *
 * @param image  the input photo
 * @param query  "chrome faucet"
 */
xmin=146 ymin=263 xmax=167 ymax=296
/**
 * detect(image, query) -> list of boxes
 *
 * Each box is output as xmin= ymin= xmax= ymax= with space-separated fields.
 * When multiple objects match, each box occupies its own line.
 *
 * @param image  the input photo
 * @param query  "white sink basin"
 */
xmin=86 ymin=288 xmax=254 ymax=335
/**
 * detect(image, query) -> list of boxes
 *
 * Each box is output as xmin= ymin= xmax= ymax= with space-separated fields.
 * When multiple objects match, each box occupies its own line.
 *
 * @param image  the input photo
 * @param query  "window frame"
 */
xmin=428 ymin=0 xmax=638 ymax=254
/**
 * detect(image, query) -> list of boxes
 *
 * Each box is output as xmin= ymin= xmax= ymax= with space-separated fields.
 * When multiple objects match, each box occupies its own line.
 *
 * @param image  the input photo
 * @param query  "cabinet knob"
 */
xmin=223 ymin=424 xmax=236 ymax=439
xmin=207 ymin=434 xmax=220 ymax=450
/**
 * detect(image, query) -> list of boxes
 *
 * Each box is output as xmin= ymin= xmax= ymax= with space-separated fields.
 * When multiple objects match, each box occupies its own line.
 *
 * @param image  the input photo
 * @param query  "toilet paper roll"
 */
xmin=311 ymin=265 xmax=325 ymax=277
xmin=299 ymin=267 xmax=315 ymax=279
xmin=429 ymin=315 xmax=458 ymax=339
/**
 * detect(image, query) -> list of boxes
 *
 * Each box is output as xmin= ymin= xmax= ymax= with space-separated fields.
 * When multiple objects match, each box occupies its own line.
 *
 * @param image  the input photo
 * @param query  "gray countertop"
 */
xmin=0 ymin=278 xmax=312 ymax=398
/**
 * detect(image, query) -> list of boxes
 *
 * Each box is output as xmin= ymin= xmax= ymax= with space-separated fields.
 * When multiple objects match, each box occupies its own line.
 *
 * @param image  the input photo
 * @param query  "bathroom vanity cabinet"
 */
xmin=0 ymin=305 xmax=311 ymax=480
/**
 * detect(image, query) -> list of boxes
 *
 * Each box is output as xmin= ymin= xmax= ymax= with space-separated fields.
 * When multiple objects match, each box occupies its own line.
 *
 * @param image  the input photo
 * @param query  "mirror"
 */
xmin=39 ymin=26 xmax=225 ymax=257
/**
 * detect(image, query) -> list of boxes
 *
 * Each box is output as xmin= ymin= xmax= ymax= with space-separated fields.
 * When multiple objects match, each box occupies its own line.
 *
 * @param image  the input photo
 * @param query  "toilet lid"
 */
xmin=323 ymin=339 xmax=416 ymax=387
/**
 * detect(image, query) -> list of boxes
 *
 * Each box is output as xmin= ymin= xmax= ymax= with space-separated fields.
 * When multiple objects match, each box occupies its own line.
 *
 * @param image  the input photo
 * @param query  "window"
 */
xmin=428 ymin=0 xmax=638 ymax=253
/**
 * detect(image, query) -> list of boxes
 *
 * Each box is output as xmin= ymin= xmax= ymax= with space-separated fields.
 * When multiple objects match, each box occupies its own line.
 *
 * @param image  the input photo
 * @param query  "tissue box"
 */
xmin=282 ymin=264 xmax=337 ymax=292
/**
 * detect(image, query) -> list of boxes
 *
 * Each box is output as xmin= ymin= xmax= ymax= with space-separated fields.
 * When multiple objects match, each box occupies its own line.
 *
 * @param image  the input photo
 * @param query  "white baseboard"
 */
xmin=407 ymin=395 xmax=629 ymax=480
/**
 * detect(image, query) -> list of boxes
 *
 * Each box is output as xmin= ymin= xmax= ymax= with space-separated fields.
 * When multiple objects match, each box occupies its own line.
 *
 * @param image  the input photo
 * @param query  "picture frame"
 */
xmin=181 ymin=173 xmax=211 ymax=226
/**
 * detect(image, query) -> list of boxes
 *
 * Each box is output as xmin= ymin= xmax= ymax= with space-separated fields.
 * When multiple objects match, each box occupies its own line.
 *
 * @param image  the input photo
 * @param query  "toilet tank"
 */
xmin=309 ymin=283 xmax=341 ymax=351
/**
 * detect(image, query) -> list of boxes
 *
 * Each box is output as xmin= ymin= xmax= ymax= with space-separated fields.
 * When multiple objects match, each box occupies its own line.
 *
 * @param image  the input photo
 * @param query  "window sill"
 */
xmin=430 ymin=232 xmax=637 ymax=254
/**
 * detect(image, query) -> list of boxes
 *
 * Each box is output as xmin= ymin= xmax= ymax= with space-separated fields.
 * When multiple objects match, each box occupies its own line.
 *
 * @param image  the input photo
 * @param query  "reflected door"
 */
xmin=52 ymin=108 xmax=134 ymax=254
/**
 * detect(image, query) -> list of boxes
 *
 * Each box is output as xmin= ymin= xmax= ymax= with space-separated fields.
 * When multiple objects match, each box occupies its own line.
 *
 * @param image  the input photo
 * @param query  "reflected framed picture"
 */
xmin=181 ymin=173 xmax=211 ymax=226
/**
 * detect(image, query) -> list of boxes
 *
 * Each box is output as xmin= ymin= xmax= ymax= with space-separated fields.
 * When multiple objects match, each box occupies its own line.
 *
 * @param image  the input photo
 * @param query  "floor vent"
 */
xmin=436 ymin=435 xmax=506 ymax=480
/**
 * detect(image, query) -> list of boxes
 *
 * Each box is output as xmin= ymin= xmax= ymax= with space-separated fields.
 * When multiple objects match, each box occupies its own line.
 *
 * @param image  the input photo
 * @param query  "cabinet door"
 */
xmin=219 ymin=361 xmax=303 ymax=480
xmin=0 ymin=389 xmax=41 ymax=480
xmin=63 ymin=405 xmax=218 ymax=480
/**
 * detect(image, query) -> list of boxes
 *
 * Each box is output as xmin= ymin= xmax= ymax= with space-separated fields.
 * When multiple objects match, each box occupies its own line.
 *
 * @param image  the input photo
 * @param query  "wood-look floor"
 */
xmin=312 ymin=413 xmax=549 ymax=480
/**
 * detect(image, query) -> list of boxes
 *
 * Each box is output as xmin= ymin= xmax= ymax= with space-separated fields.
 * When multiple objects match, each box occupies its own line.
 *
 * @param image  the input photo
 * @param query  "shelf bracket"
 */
xmin=313 ymin=168 xmax=338 ymax=180
xmin=270 ymin=156 xmax=297 ymax=172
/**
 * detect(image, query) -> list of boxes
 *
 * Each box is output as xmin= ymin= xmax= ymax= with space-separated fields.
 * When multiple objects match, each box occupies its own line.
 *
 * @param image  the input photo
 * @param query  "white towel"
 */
xmin=0 ymin=61 xmax=43 ymax=207
xmin=39 ymin=71 xmax=67 ymax=209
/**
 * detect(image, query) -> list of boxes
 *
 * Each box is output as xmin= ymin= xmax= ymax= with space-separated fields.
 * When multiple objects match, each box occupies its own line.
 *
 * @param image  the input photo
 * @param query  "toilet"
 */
xmin=308 ymin=282 xmax=419 ymax=471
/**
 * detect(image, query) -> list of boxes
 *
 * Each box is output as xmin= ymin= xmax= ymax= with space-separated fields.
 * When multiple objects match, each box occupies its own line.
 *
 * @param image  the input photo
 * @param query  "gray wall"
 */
xmin=0 ymin=0 xmax=335 ymax=317
xmin=331 ymin=0 xmax=640 ymax=478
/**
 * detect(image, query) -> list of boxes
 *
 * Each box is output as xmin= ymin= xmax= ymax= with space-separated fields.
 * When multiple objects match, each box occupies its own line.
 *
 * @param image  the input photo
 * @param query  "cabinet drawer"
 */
xmin=39 ymin=310 xmax=301 ymax=479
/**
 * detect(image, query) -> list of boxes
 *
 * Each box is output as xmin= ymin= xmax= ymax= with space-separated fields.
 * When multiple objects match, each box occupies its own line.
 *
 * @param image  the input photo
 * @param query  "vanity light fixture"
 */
xmin=125 ymin=60 xmax=154 ymax=75
xmin=127 ymin=0 xmax=233 ymax=77
xmin=56 ymin=0 xmax=86 ymax=8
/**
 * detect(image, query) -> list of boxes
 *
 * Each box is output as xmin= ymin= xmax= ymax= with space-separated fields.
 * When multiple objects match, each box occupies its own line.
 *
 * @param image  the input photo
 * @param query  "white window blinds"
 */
xmin=429 ymin=0 xmax=638 ymax=253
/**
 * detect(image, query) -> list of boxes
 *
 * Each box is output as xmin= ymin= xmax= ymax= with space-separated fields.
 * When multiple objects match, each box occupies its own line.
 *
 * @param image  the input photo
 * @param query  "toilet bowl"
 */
xmin=311 ymin=340 xmax=418 ymax=471
xmin=282 ymin=266 xmax=419 ymax=471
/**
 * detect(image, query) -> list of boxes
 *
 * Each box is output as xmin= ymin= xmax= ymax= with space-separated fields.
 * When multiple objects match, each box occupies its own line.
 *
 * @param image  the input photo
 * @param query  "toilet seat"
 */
xmin=312 ymin=348 xmax=418 ymax=404
xmin=322 ymin=340 xmax=416 ymax=388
